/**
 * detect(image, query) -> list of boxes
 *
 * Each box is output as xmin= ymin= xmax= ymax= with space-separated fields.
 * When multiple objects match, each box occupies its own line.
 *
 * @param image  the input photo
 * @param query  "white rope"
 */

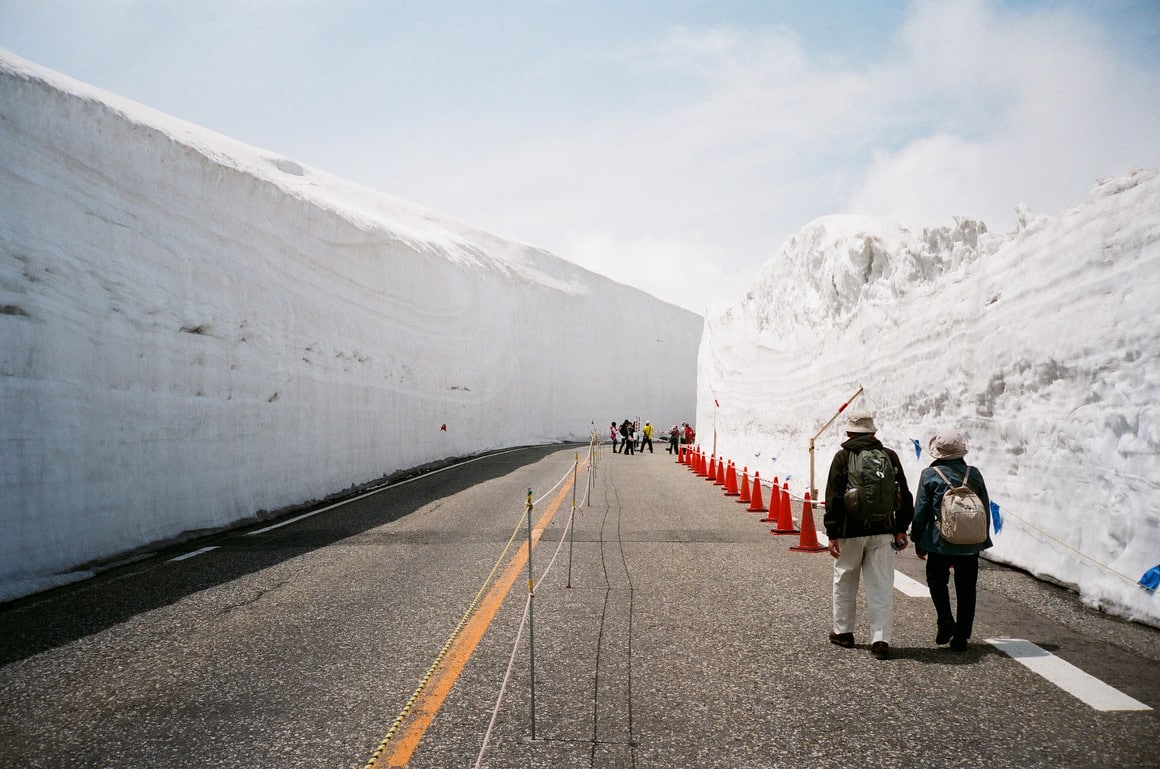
xmin=529 ymin=458 xmax=576 ymax=509
xmin=473 ymin=454 xmax=593 ymax=767
xmin=473 ymin=595 xmax=531 ymax=769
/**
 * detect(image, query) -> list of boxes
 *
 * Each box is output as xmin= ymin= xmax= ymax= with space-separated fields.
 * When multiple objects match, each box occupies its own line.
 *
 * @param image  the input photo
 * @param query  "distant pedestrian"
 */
xmin=610 ymin=421 xmax=620 ymax=453
xmin=621 ymin=420 xmax=635 ymax=455
xmin=683 ymin=422 xmax=695 ymax=445
xmin=824 ymin=412 xmax=914 ymax=660
xmin=668 ymin=425 xmax=680 ymax=454
xmin=909 ymin=430 xmax=992 ymax=652
xmin=642 ymin=421 xmax=654 ymax=453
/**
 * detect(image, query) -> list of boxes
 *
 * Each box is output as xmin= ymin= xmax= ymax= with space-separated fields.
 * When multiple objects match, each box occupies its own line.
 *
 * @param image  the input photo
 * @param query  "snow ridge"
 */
xmin=699 ymin=168 xmax=1160 ymax=626
xmin=0 ymin=53 xmax=701 ymax=602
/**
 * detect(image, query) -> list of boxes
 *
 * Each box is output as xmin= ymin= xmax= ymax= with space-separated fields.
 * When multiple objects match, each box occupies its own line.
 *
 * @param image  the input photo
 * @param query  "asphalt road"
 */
xmin=1 ymin=444 xmax=1157 ymax=769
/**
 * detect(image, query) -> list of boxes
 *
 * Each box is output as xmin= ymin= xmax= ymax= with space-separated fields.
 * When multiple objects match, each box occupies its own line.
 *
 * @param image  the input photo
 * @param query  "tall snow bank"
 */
xmin=0 ymin=52 xmax=701 ymax=602
xmin=698 ymin=169 xmax=1160 ymax=626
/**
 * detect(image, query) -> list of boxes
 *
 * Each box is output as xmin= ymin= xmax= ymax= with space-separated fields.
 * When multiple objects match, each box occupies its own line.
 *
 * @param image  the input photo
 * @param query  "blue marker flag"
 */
xmin=911 ymin=438 xmax=922 ymax=459
xmin=990 ymin=501 xmax=1002 ymax=534
xmin=1140 ymin=565 xmax=1160 ymax=591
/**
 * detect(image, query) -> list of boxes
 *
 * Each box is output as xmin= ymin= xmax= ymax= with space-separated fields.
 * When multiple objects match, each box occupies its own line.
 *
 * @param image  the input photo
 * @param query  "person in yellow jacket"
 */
xmin=641 ymin=421 xmax=654 ymax=453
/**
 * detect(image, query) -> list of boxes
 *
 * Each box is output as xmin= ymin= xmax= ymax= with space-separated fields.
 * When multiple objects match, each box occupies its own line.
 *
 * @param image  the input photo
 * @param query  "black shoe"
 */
xmin=949 ymin=637 xmax=969 ymax=652
xmin=871 ymin=641 xmax=890 ymax=660
xmin=936 ymin=625 xmax=955 ymax=645
xmin=828 ymin=631 xmax=855 ymax=648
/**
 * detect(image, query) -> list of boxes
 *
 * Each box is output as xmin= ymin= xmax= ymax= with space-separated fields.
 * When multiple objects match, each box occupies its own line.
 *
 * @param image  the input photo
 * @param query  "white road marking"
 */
xmin=986 ymin=638 xmax=1152 ymax=712
xmin=245 ymin=447 xmax=534 ymax=535
xmin=893 ymin=570 xmax=929 ymax=597
xmin=168 ymin=546 xmax=219 ymax=562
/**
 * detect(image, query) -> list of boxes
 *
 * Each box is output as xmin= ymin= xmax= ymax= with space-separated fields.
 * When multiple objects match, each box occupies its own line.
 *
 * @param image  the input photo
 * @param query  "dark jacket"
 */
xmin=824 ymin=434 xmax=914 ymax=539
xmin=910 ymin=457 xmax=993 ymax=556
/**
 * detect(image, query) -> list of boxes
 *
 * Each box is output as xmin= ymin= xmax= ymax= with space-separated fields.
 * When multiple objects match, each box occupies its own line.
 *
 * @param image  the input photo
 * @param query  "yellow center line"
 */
xmin=378 ymin=465 xmax=581 ymax=768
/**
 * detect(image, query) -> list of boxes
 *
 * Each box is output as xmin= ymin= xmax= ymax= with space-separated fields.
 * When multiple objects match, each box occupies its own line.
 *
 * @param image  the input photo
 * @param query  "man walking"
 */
xmin=823 ymin=413 xmax=913 ymax=659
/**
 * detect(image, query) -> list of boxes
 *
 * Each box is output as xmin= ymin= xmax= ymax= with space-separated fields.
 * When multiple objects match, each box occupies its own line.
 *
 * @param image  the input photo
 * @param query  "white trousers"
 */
xmin=832 ymin=533 xmax=895 ymax=644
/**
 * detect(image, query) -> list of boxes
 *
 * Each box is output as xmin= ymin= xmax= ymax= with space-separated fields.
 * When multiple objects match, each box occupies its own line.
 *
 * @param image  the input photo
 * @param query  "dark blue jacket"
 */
xmin=910 ymin=458 xmax=993 ymax=556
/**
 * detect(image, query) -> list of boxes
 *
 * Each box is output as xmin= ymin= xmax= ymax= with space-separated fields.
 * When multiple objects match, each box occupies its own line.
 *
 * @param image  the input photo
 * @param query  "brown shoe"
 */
xmin=829 ymin=631 xmax=855 ymax=648
xmin=871 ymin=641 xmax=890 ymax=659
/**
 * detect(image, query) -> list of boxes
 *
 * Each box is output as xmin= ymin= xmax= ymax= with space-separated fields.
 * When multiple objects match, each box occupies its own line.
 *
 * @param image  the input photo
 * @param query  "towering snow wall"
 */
xmin=698 ymin=170 xmax=1160 ymax=626
xmin=0 ymin=53 xmax=701 ymax=601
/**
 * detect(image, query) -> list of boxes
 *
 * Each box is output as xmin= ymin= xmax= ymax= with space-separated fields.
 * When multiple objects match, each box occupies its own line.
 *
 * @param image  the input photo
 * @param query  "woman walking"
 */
xmin=910 ymin=430 xmax=992 ymax=652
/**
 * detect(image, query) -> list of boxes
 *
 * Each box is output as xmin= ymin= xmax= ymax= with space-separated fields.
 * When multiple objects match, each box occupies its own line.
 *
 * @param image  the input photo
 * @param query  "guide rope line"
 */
xmin=363 ymin=457 xmax=579 ymax=769
xmin=773 ymin=386 xmax=1145 ymax=591
xmin=474 ymin=454 xmax=595 ymax=768
xmin=844 ymin=387 xmax=1142 ymax=587
xmin=996 ymin=507 xmax=1143 ymax=588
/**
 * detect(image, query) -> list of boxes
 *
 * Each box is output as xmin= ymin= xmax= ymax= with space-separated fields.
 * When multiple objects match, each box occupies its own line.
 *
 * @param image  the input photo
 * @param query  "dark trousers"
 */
xmin=925 ymin=553 xmax=980 ymax=640
xmin=623 ymin=436 xmax=634 ymax=455
xmin=612 ymin=437 xmax=620 ymax=453
xmin=642 ymin=437 xmax=653 ymax=453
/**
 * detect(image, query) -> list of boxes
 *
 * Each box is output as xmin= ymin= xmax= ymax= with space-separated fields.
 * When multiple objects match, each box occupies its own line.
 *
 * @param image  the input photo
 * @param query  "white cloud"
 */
xmin=3 ymin=1 xmax=1157 ymax=311
xmin=847 ymin=0 xmax=1160 ymax=229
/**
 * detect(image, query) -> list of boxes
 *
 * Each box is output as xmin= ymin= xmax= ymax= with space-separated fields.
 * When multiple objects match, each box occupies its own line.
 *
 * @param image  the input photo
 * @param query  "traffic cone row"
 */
xmin=677 ymin=447 xmax=827 ymax=554
xmin=771 ymin=480 xmax=799 ymax=535
xmin=760 ymin=476 xmax=778 ymax=522
xmin=790 ymin=493 xmax=827 ymax=552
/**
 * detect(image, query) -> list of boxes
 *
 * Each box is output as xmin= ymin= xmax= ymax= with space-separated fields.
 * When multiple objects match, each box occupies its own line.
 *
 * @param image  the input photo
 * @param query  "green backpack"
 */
xmin=843 ymin=448 xmax=897 ymax=528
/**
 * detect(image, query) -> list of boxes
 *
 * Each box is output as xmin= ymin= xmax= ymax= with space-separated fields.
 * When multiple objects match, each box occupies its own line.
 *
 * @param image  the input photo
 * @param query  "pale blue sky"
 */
xmin=2 ymin=1 xmax=1158 ymax=312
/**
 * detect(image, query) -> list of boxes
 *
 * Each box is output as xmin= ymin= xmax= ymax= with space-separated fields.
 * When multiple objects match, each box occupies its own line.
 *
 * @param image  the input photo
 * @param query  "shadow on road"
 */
xmin=0 ymin=444 xmax=573 ymax=666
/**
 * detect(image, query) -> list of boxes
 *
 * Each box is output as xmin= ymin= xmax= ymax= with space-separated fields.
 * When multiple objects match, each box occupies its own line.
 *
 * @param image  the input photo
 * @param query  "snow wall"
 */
xmin=0 ymin=53 xmax=702 ymax=601
xmin=697 ymin=170 xmax=1160 ymax=627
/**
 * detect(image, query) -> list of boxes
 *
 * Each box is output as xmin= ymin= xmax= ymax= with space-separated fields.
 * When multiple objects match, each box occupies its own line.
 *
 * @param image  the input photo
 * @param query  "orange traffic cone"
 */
xmin=761 ymin=476 xmax=780 ymax=521
xmin=696 ymin=450 xmax=707 ymax=476
xmin=707 ymin=454 xmax=717 ymax=481
xmin=677 ymin=444 xmax=685 ymax=464
xmin=747 ymin=471 xmax=767 ymax=513
xmin=772 ymin=481 xmax=799 ymax=535
xmin=737 ymin=467 xmax=751 ymax=504
xmin=724 ymin=461 xmax=739 ymax=496
xmin=715 ymin=456 xmax=726 ymax=485
xmin=790 ymin=492 xmax=828 ymax=552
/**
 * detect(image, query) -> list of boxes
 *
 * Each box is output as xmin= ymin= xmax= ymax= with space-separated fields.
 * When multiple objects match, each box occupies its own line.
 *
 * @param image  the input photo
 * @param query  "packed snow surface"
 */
xmin=0 ymin=52 xmax=700 ymax=602
xmin=698 ymin=169 xmax=1160 ymax=626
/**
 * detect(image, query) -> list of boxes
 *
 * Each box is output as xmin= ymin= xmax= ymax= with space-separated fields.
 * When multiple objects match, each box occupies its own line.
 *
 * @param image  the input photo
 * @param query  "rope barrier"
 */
xmin=364 ymin=456 xmax=579 ymax=769
xmin=748 ymin=453 xmax=1147 ymax=592
xmin=995 ymin=506 xmax=1145 ymax=588
xmin=472 ymin=448 xmax=594 ymax=768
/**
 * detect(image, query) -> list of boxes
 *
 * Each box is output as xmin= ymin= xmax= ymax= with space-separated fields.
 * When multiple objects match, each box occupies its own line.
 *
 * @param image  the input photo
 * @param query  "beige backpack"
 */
xmin=931 ymin=466 xmax=988 ymax=545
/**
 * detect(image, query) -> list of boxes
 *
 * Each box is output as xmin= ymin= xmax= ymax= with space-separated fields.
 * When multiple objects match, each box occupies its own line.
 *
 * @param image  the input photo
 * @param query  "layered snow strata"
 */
xmin=0 ymin=53 xmax=701 ymax=601
xmin=699 ymin=169 xmax=1160 ymax=626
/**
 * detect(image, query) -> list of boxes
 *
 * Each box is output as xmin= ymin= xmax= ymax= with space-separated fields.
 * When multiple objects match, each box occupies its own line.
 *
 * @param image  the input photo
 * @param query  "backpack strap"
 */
xmin=932 ymin=465 xmax=973 ymax=489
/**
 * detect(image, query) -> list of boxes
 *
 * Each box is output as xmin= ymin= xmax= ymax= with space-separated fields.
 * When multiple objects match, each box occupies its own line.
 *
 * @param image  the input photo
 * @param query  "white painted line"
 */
xmin=247 ymin=507 xmax=334 ymax=535
xmin=247 ymin=446 xmax=531 ymax=535
xmin=893 ymin=570 xmax=929 ymax=597
xmin=986 ymin=638 xmax=1152 ymax=712
xmin=169 ymin=546 xmax=219 ymax=562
